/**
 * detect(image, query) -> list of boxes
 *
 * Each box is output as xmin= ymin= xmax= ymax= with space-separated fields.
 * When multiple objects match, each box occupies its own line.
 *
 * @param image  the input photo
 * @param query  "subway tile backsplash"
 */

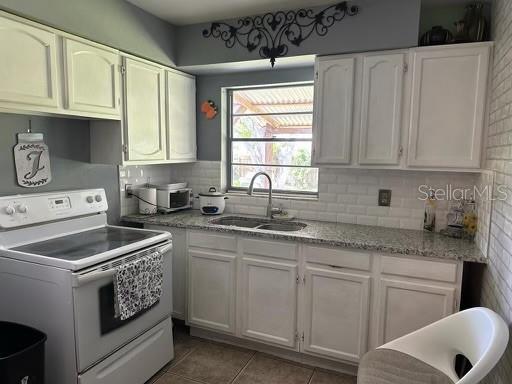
xmin=120 ymin=161 xmax=480 ymax=232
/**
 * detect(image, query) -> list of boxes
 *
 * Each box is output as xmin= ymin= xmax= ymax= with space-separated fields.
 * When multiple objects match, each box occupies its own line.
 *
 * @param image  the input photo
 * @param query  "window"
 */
xmin=228 ymin=84 xmax=318 ymax=195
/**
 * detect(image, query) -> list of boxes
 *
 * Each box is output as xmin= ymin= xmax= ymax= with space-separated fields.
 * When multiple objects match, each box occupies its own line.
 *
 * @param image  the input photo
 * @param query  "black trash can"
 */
xmin=0 ymin=322 xmax=46 ymax=384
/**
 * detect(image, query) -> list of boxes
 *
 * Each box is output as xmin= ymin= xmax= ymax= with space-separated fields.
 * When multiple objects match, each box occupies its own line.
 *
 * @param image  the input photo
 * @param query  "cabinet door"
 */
xmin=167 ymin=71 xmax=197 ymax=161
xmin=124 ymin=57 xmax=166 ymax=161
xmin=63 ymin=38 xmax=120 ymax=117
xmin=0 ymin=15 xmax=58 ymax=108
xmin=407 ymin=45 xmax=490 ymax=168
xmin=313 ymin=57 xmax=355 ymax=164
xmin=359 ymin=54 xmax=405 ymax=165
xmin=377 ymin=278 xmax=455 ymax=345
xmin=240 ymin=257 xmax=298 ymax=348
xmin=188 ymin=249 xmax=236 ymax=333
xmin=303 ymin=266 xmax=370 ymax=362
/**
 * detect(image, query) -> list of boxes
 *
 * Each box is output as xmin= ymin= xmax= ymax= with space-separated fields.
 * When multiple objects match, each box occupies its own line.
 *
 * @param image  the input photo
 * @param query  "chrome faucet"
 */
xmin=247 ymin=172 xmax=282 ymax=219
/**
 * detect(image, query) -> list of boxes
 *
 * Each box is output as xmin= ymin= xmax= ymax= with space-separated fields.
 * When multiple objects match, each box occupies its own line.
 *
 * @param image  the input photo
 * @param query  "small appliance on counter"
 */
xmin=198 ymin=187 xmax=228 ymax=215
xmin=152 ymin=182 xmax=192 ymax=213
xmin=137 ymin=186 xmax=157 ymax=215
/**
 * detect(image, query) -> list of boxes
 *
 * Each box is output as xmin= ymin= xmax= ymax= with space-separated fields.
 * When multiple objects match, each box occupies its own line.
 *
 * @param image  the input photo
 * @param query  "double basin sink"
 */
xmin=209 ymin=216 xmax=307 ymax=232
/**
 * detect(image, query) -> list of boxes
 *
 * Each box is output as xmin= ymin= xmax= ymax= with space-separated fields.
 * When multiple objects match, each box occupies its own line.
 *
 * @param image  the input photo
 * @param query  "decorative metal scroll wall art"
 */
xmin=202 ymin=2 xmax=359 ymax=67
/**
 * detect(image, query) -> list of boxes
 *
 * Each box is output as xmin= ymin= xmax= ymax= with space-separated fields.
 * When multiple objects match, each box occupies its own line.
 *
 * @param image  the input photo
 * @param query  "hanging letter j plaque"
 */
xmin=14 ymin=132 xmax=52 ymax=188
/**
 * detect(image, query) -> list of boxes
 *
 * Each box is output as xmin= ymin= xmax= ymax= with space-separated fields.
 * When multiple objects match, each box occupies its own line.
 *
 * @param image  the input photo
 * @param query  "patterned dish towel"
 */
xmin=113 ymin=251 xmax=164 ymax=320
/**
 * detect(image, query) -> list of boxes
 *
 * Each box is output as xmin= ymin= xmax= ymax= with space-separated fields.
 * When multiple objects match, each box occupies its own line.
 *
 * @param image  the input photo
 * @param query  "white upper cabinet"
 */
xmin=0 ymin=15 xmax=59 ymax=109
xmin=63 ymin=38 xmax=121 ymax=118
xmin=166 ymin=70 xmax=197 ymax=161
xmin=123 ymin=57 xmax=167 ymax=161
xmin=407 ymin=43 xmax=491 ymax=169
xmin=313 ymin=56 xmax=355 ymax=164
xmin=358 ymin=53 xmax=405 ymax=165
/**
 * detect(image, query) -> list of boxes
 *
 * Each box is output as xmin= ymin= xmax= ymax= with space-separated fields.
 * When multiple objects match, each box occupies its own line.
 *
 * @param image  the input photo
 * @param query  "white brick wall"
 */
xmin=166 ymin=161 xmax=479 ymax=231
xmin=481 ymin=0 xmax=512 ymax=382
xmin=118 ymin=162 xmax=221 ymax=215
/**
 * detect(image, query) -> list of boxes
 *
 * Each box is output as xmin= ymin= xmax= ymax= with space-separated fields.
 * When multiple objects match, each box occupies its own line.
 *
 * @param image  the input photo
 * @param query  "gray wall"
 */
xmin=177 ymin=0 xmax=421 ymax=67
xmin=0 ymin=114 xmax=119 ymax=224
xmin=0 ymin=0 xmax=178 ymax=66
xmin=196 ymin=66 xmax=314 ymax=160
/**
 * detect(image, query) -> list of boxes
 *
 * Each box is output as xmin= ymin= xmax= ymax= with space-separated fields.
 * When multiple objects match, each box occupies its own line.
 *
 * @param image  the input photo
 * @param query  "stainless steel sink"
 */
xmin=256 ymin=222 xmax=307 ymax=232
xmin=209 ymin=217 xmax=262 ymax=228
xmin=209 ymin=216 xmax=307 ymax=232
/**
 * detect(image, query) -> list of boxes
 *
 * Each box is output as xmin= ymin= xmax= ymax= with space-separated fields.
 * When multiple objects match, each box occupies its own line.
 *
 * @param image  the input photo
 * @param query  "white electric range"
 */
xmin=0 ymin=189 xmax=174 ymax=384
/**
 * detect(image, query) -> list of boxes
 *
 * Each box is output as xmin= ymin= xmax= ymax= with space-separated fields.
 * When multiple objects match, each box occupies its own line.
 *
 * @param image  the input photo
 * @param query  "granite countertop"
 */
xmin=122 ymin=210 xmax=486 ymax=263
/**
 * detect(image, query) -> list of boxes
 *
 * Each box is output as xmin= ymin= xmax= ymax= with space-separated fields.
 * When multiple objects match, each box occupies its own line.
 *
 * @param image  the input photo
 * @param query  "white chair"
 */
xmin=359 ymin=307 xmax=509 ymax=384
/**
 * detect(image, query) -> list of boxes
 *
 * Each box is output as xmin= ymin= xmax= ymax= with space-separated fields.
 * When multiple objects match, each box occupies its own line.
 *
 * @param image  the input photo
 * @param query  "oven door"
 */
xmin=72 ymin=242 xmax=172 ymax=372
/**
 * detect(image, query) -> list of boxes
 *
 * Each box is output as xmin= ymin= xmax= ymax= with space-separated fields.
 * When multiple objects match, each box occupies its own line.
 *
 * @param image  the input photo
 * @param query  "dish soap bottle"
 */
xmin=424 ymin=190 xmax=437 ymax=232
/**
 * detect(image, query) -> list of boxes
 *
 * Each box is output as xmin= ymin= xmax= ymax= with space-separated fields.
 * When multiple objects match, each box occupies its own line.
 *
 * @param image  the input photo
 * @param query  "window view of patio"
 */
xmin=228 ymin=84 xmax=318 ymax=194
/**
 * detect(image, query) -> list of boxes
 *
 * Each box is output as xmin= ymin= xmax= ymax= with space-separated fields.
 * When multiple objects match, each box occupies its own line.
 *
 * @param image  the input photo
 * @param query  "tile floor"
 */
xmin=148 ymin=326 xmax=357 ymax=384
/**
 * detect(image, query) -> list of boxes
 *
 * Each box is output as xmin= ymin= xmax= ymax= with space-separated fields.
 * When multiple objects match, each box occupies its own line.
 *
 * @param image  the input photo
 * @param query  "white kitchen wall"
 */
xmin=475 ymin=171 xmax=494 ymax=256
xmin=122 ymin=161 xmax=481 ymax=232
xmin=479 ymin=0 xmax=512 ymax=381
xmin=119 ymin=164 xmax=175 ymax=216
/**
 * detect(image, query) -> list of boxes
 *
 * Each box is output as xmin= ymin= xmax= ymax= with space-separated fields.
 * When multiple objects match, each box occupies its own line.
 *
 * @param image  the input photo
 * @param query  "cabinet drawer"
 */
xmin=241 ymin=238 xmax=297 ymax=260
xmin=304 ymin=245 xmax=371 ymax=271
xmin=380 ymin=255 xmax=458 ymax=283
xmin=188 ymin=231 xmax=237 ymax=252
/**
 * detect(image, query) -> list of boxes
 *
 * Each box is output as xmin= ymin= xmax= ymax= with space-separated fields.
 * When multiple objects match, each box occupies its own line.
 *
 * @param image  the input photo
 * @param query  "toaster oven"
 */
xmin=156 ymin=188 xmax=192 ymax=213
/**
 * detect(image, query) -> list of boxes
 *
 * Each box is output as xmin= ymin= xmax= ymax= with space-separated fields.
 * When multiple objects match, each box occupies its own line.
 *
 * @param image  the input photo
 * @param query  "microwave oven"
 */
xmin=157 ymin=188 xmax=192 ymax=213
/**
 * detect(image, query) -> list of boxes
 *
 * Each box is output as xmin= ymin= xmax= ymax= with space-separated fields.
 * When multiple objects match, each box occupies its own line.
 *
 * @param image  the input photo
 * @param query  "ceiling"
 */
xmin=125 ymin=0 xmax=342 ymax=26
xmin=126 ymin=0 xmax=492 ymax=26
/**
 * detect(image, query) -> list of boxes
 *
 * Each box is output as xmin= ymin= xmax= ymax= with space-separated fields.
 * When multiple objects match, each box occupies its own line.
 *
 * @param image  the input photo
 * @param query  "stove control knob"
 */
xmin=86 ymin=196 xmax=94 ymax=204
xmin=17 ymin=204 xmax=28 ymax=214
xmin=95 ymin=195 xmax=103 ymax=202
xmin=5 ymin=206 xmax=15 ymax=216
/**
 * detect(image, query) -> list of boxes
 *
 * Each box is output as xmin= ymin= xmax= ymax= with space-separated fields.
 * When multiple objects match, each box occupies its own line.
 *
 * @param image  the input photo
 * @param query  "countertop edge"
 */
xmin=122 ymin=214 xmax=487 ymax=264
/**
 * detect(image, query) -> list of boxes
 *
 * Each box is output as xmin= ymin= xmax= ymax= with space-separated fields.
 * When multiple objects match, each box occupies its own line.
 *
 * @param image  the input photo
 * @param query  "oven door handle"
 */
xmin=72 ymin=242 xmax=172 ymax=287
xmin=158 ymin=242 xmax=172 ymax=254
xmin=73 ymin=269 xmax=116 ymax=287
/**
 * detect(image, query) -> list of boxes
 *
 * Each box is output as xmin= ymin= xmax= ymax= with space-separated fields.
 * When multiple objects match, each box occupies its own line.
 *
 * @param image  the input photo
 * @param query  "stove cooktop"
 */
xmin=12 ymin=227 xmax=161 ymax=261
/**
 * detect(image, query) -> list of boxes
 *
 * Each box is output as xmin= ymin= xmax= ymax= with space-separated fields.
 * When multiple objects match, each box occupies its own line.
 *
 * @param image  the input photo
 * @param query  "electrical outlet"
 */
xmin=125 ymin=184 xmax=133 ymax=198
xmin=378 ymin=189 xmax=392 ymax=207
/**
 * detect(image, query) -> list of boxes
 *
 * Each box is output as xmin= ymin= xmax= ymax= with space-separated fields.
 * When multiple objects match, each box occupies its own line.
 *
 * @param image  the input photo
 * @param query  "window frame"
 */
xmin=226 ymin=82 xmax=318 ymax=196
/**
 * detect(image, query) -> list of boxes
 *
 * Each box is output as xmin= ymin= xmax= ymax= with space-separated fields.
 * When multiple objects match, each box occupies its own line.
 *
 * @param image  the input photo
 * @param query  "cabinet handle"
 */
xmin=398 ymin=146 xmax=404 ymax=158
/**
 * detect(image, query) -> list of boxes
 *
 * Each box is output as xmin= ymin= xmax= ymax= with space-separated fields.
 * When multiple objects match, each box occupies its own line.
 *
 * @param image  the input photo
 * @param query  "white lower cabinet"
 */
xmin=188 ymin=249 xmax=236 ymax=333
xmin=302 ymin=266 xmax=370 ymax=362
xmin=185 ymin=231 xmax=462 ymax=366
xmin=240 ymin=257 xmax=298 ymax=348
xmin=377 ymin=278 xmax=456 ymax=345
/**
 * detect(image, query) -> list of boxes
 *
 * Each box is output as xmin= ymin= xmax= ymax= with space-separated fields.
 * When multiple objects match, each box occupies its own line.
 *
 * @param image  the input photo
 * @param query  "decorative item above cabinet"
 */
xmin=312 ymin=42 xmax=492 ymax=172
